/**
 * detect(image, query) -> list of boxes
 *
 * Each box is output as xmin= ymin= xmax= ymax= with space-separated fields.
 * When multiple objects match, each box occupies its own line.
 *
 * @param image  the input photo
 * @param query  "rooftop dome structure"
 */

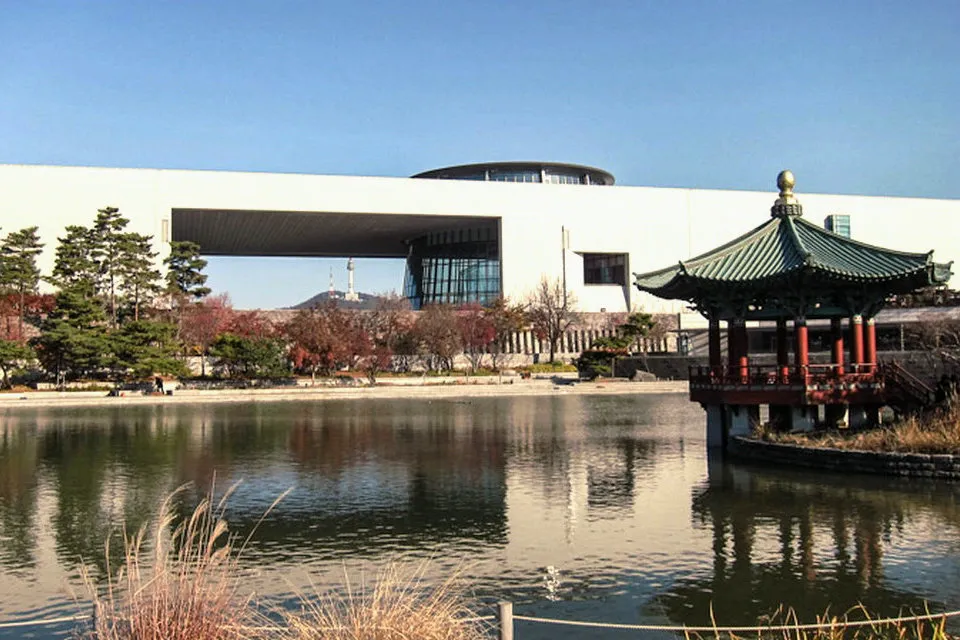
xmin=412 ymin=161 xmax=614 ymax=186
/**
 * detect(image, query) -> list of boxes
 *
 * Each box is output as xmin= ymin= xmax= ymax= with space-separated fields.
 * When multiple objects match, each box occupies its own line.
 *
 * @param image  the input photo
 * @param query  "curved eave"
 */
xmin=634 ymin=261 xmax=952 ymax=303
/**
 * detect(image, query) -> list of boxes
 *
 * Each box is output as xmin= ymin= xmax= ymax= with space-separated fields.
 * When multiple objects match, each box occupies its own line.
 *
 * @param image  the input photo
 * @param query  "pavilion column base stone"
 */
xmin=727 ymin=405 xmax=759 ymax=438
xmin=788 ymin=406 xmax=818 ymax=433
xmin=825 ymin=405 xmax=849 ymax=429
xmin=848 ymin=404 xmax=881 ymax=430
xmin=706 ymin=405 xmax=725 ymax=450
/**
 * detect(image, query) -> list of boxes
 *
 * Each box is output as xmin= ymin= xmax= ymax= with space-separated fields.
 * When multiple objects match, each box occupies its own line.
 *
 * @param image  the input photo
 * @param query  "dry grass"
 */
xmin=78 ymin=485 xmax=486 ymax=640
xmin=685 ymin=604 xmax=955 ymax=640
xmin=273 ymin=564 xmax=488 ymax=640
xmin=765 ymin=406 xmax=960 ymax=454
xmin=80 ymin=483 xmax=277 ymax=640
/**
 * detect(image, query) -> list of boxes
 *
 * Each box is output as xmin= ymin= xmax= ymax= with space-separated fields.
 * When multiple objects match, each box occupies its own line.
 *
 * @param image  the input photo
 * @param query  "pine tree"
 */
xmin=33 ymin=288 xmax=109 ymax=382
xmin=117 ymin=232 xmax=162 ymax=322
xmin=51 ymin=225 xmax=98 ymax=298
xmin=164 ymin=241 xmax=210 ymax=299
xmin=110 ymin=320 xmax=188 ymax=380
xmin=0 ymin=226 xmax=44 ymax=341
xmin=165 ymin=241 xmax=211 ymax=345
xmin=89 ymin=206 xmax=131 ymax=328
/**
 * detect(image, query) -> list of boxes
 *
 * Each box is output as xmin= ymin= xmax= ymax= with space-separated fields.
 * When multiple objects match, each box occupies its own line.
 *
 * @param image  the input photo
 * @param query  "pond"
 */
xmin=1 ymin=394 xmax=959 ymax=638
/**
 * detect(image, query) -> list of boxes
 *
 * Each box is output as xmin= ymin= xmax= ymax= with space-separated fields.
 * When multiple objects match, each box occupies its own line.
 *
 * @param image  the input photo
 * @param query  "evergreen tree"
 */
xmin=165 ymin=241 xmax=210 ymax=299
xmin=89 ymin=206 xmax=130 ymax=328
xmin=210 ymin=333 xmax=288 ymax=379
xmin=109 ymin=320 xmax=188 ymax=380
xmin=117 ymin=232 xmax=162 ymax=322
xmin=0 ymin=339 xmax=33 ymax=388
xmin=165 ymin=240 xmax=211 ymax=344
xmin=51 ymin=225 xmax=98 ymax=298
xmin=0 ymin=226 xmax=44 ymax=341
xmin=32 ymin=289 xmax=109 ymax=382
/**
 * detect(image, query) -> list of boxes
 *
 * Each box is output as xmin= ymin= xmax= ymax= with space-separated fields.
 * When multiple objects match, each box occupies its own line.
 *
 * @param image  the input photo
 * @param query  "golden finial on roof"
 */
xmin=776 ymin=170 xmax=797 ymax=205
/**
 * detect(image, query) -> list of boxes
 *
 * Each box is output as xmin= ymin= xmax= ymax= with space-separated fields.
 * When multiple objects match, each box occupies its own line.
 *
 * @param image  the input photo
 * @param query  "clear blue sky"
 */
xmin=2 ymin=1 xmax=957 ymax=308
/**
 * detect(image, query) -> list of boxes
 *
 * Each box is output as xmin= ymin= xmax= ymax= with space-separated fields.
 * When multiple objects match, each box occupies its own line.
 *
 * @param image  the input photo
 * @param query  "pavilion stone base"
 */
xmin=768 ymin=405 xmax=815 ymax=432
xmin=706 ymin=404 xmax=761 ymax=449
xmin=848 ymin=404 xmax=881 ymax=429
xmin=709 ymin=402 xmax=879 ymax=447
xmin=728 ymin=405 xmax=759 ymax=438
xmin=706 ymin=405 xmax=725 ymax=449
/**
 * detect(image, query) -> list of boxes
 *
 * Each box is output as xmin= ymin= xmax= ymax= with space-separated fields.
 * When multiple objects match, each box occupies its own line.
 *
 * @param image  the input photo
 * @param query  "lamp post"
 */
xmin=561 ymin=226 xmax=570 ymax=307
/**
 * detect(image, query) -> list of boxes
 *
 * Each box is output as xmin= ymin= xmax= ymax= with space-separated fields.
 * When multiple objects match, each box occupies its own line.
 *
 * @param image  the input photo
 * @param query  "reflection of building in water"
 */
xmin=655 ymin=460 xmax=960 ymax=626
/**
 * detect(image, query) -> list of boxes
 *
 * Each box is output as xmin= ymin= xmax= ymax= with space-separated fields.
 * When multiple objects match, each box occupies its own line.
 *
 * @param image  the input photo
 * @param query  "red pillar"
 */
xmin=831 ymin=317 xmax=845 ymax=377
xmin=795 ymin=318 xmax=809 ymax=375
xmin=708 ymin=318 xmax=722 ymax=374
xmin=864 ymin=317 xmax=877 ymax=372
xmin=850 ymin=315 xmax=864 ymax=371
xmin=776 ymin=318 xmax=789 ymax=381
xmin=737 ymin=319 xmax=749 ymax=384
xmin=727 ymin=320 xmax=737 ymax=379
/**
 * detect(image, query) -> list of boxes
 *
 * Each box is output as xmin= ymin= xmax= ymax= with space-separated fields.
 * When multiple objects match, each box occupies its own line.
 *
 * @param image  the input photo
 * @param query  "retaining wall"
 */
xmin=729 ymin=436 xmax=960 ymax=479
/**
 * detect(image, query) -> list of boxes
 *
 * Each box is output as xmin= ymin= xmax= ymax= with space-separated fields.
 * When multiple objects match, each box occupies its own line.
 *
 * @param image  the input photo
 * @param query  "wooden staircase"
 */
xmin=881 ymin=361 xmax=936 ymax=416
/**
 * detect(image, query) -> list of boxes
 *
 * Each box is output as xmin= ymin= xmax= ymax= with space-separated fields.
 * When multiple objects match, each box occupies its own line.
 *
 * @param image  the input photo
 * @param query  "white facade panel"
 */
xmin=0 ymin=163 xmax=957 ymax=314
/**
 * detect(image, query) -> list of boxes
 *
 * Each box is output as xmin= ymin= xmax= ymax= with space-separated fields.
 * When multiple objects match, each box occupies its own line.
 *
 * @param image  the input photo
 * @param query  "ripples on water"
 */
xmin=1 ymin=394 xmax=960 ymax=639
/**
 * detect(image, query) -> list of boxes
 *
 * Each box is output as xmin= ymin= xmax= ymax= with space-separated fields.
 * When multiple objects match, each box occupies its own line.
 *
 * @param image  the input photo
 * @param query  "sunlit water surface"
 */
xmin=1 ymin=394 xmax=960 ymax=638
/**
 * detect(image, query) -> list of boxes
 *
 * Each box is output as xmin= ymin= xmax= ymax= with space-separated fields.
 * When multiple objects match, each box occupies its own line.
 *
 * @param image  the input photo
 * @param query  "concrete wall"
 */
xmin=2 ymin=163 xmax=958 ymax=314
xmin=729 ymin=436 xmax=960 ymax=479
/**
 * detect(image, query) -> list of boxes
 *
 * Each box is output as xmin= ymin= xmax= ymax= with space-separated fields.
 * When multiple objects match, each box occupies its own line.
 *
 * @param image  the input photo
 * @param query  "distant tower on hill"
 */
xmin=328 ymin=267 xmax=336 ymax=298
xmin=345 ymin=257 xmax=360 ymax=302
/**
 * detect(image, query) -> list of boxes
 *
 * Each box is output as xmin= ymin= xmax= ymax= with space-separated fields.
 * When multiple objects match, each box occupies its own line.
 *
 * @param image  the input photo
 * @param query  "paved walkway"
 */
xmin=0 ymin=377 xmax=689 ymax=409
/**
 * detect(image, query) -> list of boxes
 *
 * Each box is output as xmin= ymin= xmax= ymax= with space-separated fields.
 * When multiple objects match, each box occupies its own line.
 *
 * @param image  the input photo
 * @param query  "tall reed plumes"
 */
xmin=81 ymin=484 xmax=271 ymax=640
xmin=274 ymin=564 xmax=488 ymax=640
xmin=79 ymin=485 xmax=486 ymax=640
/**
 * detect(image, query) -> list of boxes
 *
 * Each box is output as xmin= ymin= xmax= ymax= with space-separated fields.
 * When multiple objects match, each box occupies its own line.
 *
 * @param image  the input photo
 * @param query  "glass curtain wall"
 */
xmin=403 ymin=225 xmax=501 ymax=309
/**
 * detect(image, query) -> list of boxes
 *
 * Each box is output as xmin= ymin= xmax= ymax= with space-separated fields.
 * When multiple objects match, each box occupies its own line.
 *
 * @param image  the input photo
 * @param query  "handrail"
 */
xmin=883 ymin=361 xmax=933 ymax=395
xmin=688 ymin=363 xmax=879 ymax=387
xmin=880 ymin=361 xmax=935 ymax=410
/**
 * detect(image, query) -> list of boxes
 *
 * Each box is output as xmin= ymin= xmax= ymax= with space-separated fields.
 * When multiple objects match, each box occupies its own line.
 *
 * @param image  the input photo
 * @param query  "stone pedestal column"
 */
xmin=706 ymin=404 xmax=725 ymax=449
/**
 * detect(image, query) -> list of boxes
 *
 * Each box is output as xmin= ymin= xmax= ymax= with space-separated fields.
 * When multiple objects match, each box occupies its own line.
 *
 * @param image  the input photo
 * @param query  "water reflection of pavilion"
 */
xmin=655 ymin=461 xmax=960 ymax=626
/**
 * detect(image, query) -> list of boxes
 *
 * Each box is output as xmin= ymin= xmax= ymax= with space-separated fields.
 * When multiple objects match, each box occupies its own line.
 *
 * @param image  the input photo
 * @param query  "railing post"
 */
xmin=499 ymin=601 xmax=514 ymax=640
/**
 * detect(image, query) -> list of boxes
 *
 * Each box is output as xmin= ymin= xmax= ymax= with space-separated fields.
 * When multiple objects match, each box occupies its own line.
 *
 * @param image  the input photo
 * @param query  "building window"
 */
xmin=583 ymin=253 xmax=627 ymax=285
xmin=544 ymin=172 xmax=584 ymax=185
xmin=403 ymin=225 xmax=501 ymax=309
xmin=489 ymin=169 xmax=540 ymax=183
xmin=824 ymin=214 xmax=851 ymax=238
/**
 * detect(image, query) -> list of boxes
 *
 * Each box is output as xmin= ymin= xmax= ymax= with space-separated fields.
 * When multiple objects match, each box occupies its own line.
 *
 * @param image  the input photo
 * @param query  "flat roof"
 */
xmin=411 ymin=161 xmax=615 ymax=185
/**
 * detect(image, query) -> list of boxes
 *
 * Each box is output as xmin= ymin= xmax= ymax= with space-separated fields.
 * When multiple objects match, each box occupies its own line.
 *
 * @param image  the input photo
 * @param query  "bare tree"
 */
xmin=415 ymin=304 xmax=462 ymax=371
xmin=905 ymin=312 xmax=960 ymax=370
xmin=526 ymin=277 xmax=579 ymax=363
xmin=487 ymin=297 xmax=527 ymax=371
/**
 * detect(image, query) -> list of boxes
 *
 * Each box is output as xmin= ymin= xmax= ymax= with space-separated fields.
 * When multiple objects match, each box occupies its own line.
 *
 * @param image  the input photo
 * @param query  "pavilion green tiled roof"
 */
xmin=633 ymin=172 xmax=952 ymax=316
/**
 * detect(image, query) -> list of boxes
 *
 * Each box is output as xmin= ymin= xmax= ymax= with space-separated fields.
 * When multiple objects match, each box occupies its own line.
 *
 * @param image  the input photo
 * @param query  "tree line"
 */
xmin=0 ymin=206 xmax=656 ymax=387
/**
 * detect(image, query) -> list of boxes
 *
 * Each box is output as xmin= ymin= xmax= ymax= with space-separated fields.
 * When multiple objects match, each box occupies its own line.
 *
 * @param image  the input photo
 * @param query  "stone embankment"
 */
xmin=730 ymin=436 xmax=960 ymax=479
xmin=0 ymin=376 xmax=688 ymax=409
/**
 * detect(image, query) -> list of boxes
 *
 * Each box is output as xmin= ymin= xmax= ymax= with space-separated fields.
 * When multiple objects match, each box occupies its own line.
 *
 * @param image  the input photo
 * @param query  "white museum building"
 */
xmin=1 ymin=161 xmax=957 ymax=324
